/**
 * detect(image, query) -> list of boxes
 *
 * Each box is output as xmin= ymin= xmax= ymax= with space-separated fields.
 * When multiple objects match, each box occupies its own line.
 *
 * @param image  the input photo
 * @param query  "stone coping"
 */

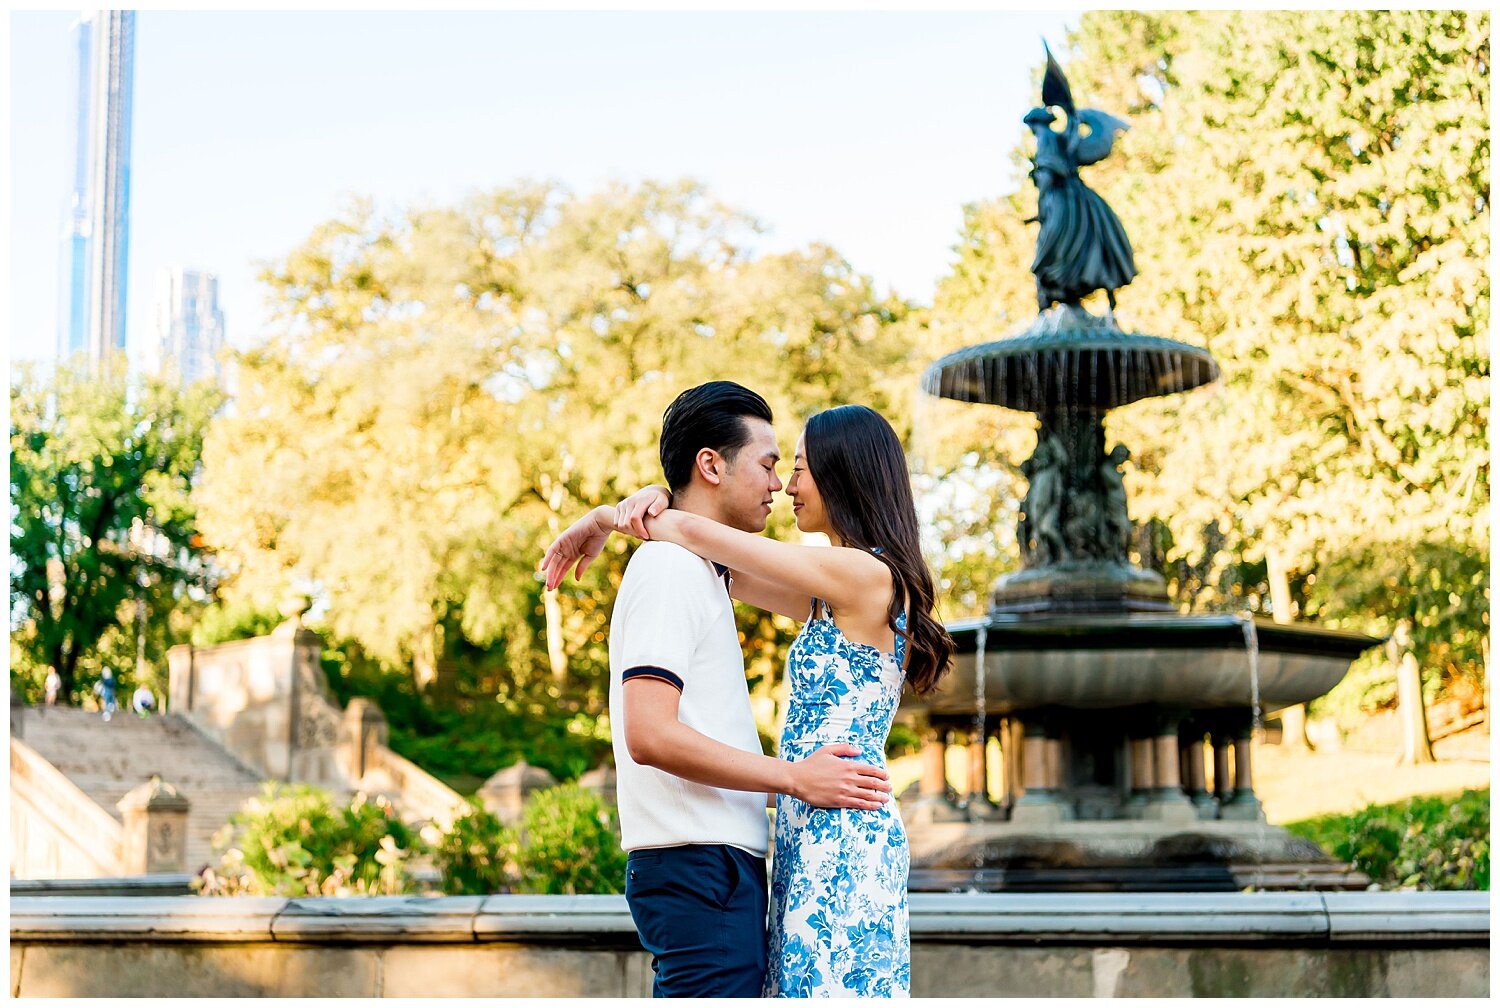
xmin=11 ymin=892 xmax=1488 ymax=946
xmin=9 ymin=875 xmax=195 ymax=897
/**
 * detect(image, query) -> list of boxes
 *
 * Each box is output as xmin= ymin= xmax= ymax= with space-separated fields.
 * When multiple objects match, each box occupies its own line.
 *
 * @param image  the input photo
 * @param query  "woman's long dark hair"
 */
xmin=804 ymin=405 xmax=955 ymax=695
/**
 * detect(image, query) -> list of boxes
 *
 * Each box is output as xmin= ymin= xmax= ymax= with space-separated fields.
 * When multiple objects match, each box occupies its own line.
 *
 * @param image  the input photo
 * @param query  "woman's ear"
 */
xmin=695 ymin=448 xmax=723 ymax=486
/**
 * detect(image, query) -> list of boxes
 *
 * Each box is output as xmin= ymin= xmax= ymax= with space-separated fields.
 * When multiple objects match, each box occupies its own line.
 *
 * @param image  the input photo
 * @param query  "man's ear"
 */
xmin=695 ymin=448 xmax=724 ymax=486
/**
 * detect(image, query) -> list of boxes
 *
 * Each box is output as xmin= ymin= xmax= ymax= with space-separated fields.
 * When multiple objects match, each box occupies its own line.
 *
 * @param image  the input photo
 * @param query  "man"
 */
xmin=542 ymin=381 xmax=892 ymax=998
xmin=95 ymin=667 xmax=118 ymax=722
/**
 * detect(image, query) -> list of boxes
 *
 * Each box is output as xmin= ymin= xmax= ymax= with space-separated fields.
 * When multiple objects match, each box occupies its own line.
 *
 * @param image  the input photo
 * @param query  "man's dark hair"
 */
xmin=659 ymin=382 xmax=773 ymax=493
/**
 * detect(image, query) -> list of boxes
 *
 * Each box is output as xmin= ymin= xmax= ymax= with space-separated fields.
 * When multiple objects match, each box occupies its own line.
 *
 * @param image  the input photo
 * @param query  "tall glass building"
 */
xmin=59 ymin=10 xmax=135 ymax=369
xmin=152 ymin=268 xmax=226 ymax=387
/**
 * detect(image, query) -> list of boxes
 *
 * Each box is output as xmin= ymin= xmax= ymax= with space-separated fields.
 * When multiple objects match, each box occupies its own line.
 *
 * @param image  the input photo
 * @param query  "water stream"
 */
xmin=1238 ymin=611 xmax=1265 ymax=889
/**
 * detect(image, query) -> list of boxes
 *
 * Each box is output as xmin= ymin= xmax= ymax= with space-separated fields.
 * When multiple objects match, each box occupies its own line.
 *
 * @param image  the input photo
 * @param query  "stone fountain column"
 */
xmin=1222 ymin=720 xmax=1265 ymax=821
xmin=1001 ymin=718 xmax=1023 ymax=812
xmin=1012 ymin=715 xmax=1071 ymax=824
xmin=1182 ymin=725 xmax=1218 ymax=818
xmin=1125 ymin=731 xmax=1153 ymax=816
xmin=904 ymin=721 xmax=964 ymax=825
xmin=1210 ymin=730 xmax=1233 ymax=808
xmin=964 ymin=720 xmax=1000 ymax=820
xmin=1142 ymin=710 xmax=1194 ymax=823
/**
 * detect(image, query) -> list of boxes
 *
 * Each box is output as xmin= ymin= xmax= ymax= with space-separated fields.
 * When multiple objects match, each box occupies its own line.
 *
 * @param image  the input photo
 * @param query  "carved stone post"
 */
xmin=341 ymin=697 xmax=388 ymax=783
xmin=117 ymin=776 xmax=190 ymax=875
xmin=478 ymin=759 xmax=559 ymax=828
xmin=578 ymin=761 xmax=617 ymax=812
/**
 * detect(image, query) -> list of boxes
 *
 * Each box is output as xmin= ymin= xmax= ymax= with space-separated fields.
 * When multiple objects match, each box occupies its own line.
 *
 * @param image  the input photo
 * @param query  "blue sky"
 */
xmin=10 ymin=10 xmax=1079 ymax=366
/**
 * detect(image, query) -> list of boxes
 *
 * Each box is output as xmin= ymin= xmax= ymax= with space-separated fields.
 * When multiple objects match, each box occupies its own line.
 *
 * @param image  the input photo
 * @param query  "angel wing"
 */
xmin=1040 ymin=41 xmax=1074 ymax=116
xmin=1073 ymin=108 xmax=1130 ymax=167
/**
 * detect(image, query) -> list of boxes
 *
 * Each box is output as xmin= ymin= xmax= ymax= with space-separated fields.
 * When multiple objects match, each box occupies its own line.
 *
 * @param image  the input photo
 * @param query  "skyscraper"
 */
xmin=152 ymin=268 xmax=226 ymax=387
xmin=59 ymin=10 xmax=135 ymax=369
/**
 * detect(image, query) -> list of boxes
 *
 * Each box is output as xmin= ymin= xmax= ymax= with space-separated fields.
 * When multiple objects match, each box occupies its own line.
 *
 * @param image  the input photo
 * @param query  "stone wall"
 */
xmin=167 ymin=623 xmax=341 ymax=787
xmin=165 ymin=622 xmax=467 ymax=827
xmin=10 ymin=892 xmax=1488 ymax=997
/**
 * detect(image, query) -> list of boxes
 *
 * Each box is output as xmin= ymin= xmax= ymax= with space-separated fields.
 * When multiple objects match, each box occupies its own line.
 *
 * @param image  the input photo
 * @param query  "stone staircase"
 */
xmin=12 ymin=706 xmax=267 ymax=873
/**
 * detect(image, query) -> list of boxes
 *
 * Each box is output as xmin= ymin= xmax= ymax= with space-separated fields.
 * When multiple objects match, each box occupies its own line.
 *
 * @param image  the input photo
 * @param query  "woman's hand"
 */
xmin=539 ymin=505 xmax=616 ymax=590
xmin=615 ymin=485 xmax=670 ymax=539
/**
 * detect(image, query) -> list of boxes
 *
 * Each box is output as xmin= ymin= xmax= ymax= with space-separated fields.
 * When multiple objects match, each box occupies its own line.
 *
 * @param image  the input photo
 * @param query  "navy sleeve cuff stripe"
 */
xmin=623 ymin=666 xmax=684 ymax=691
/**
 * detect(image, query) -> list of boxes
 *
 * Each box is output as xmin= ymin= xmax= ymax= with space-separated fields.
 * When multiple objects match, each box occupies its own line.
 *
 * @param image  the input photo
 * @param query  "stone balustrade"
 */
xmin=10 ymin=738 xmax=127 ymax=878
xmin=9 ymin=892 xmax=1487 ymax=997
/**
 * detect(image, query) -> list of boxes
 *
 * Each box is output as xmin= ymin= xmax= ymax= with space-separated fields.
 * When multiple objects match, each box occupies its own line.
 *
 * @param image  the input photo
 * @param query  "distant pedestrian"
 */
xmin=131 ymin=684 xmax=156 ymax=718
xmin=95 ymin=667 xmax=118 ymax=721
xmin=44 ymin=669 xmax=61 ymax=707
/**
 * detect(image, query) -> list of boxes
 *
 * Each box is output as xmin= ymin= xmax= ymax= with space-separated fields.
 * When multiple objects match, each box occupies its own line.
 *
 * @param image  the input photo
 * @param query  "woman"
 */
xmin=546 ymin=404 xmax=952 ymax=997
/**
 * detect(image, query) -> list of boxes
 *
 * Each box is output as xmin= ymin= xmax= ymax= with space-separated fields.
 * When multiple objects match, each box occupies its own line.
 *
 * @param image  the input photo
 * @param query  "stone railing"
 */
xmin=363 ymin=745 xmax=468 ymax=829
xmin=10 ymin=738 xmax=125 ymax=878
xmin=9 ymin=892 xmax=1488 ymax=997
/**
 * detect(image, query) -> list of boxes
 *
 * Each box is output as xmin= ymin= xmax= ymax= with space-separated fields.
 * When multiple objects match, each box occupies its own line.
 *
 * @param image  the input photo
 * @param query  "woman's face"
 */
xmin=787 ymin=431 xmax=829 ymax=536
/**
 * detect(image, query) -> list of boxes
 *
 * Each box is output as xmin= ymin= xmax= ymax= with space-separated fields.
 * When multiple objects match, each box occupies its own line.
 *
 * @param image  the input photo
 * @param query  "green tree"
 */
xmin=196 ymin=180 xmax=911 ymax=737
xmin=10 ymin=355 xmax=222 ymax=702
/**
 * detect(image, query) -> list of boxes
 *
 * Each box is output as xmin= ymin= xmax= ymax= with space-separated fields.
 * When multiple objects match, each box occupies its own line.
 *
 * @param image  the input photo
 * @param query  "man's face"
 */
xmin=717 ymin=418 xmax=782 ymax=533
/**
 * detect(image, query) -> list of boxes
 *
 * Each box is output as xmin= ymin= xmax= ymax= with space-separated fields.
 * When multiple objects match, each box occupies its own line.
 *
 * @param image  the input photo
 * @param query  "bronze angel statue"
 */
xmin=1024 ymin=44 xmax=1137 ymax=312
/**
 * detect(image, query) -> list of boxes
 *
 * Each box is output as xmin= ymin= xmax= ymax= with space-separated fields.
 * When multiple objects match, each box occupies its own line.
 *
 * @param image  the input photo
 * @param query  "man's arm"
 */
xmin=623 ymin=679 xmax=891 ymax=809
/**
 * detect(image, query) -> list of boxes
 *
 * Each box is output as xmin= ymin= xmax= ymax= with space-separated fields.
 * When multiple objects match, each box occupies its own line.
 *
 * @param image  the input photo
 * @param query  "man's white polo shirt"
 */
xmin=608 ymin=540 xmax=770 ymax=856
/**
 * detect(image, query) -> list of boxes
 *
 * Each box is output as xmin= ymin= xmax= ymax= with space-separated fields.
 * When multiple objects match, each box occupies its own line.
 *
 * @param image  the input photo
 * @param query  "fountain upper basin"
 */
xmin=901 ymin=613 xmax=1383 ymax=717
xmin=920 ymin=305 xmax=1220 ymax=412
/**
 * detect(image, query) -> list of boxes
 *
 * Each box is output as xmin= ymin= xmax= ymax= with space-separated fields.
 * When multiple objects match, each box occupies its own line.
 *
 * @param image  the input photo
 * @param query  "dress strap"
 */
xmin=894 ymin=610 xmax=908 ymax=669
xmin=809 ymin=597 xmax=828 ymax=621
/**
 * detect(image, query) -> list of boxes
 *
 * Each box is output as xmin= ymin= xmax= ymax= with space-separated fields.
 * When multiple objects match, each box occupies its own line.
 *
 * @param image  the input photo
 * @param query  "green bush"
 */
xmin=1285 ymin=789 xmax=1489 ymax=891
xmin=196 ymin=783 xmax=422 ymax=896
xmin=516 ymin=783 xmax=627 ymax=895
xmin=431 ymin=799 xmax=519 ymax=895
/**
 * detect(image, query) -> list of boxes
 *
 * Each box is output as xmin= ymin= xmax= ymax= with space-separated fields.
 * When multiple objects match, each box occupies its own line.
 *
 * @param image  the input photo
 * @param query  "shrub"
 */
xmin=516 ymin=783 xmax=627 ymax=895
xmin=431 ymin=799 xmax=519 ymax=895
xmin=195 ymin=783 xmax=422 ymax=896
xmin=1285 ymin=788 xmax=1489 ymax=891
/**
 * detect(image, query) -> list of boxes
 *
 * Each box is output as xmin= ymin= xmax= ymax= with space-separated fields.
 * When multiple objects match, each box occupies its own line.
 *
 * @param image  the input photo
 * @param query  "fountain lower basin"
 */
xmin=902 ymin=612 xmax=1381 ymax=717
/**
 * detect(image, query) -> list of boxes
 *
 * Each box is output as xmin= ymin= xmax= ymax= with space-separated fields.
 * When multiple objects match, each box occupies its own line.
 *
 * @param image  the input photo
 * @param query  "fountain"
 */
xmin=900 ymin=47 xmax=1382 ymax=891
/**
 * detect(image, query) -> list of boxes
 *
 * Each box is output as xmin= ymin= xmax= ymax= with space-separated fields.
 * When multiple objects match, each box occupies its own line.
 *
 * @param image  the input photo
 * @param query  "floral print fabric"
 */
xmin=764 ymin=603 xmax=910 ymax=998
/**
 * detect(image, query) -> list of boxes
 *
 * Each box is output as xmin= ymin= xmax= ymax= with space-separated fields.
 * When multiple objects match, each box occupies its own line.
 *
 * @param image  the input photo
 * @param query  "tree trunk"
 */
xmin=1266 ymin=550 xmax=1312 ymax=751
xmin=56 ymin=642 xmax=78 ymax=706
xmin=541 ymin=482 xmax=571 ymax=688
xmin=412 ymin=625 xmax=451 ymax=695
xmin=543 ymin=587 xmax=568 ymax=687
xmin=1391 ymin=619 xmax=1435 ymax=764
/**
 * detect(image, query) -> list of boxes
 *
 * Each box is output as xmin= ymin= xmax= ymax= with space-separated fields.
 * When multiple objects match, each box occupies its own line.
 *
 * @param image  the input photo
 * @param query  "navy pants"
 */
xmin=625 ymin=844 xmax=768 ymax=998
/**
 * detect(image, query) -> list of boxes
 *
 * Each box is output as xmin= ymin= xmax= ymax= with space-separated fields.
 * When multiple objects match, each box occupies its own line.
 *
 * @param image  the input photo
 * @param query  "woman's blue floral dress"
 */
xmin=764 ymin=594 xmax=909 ymax=998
